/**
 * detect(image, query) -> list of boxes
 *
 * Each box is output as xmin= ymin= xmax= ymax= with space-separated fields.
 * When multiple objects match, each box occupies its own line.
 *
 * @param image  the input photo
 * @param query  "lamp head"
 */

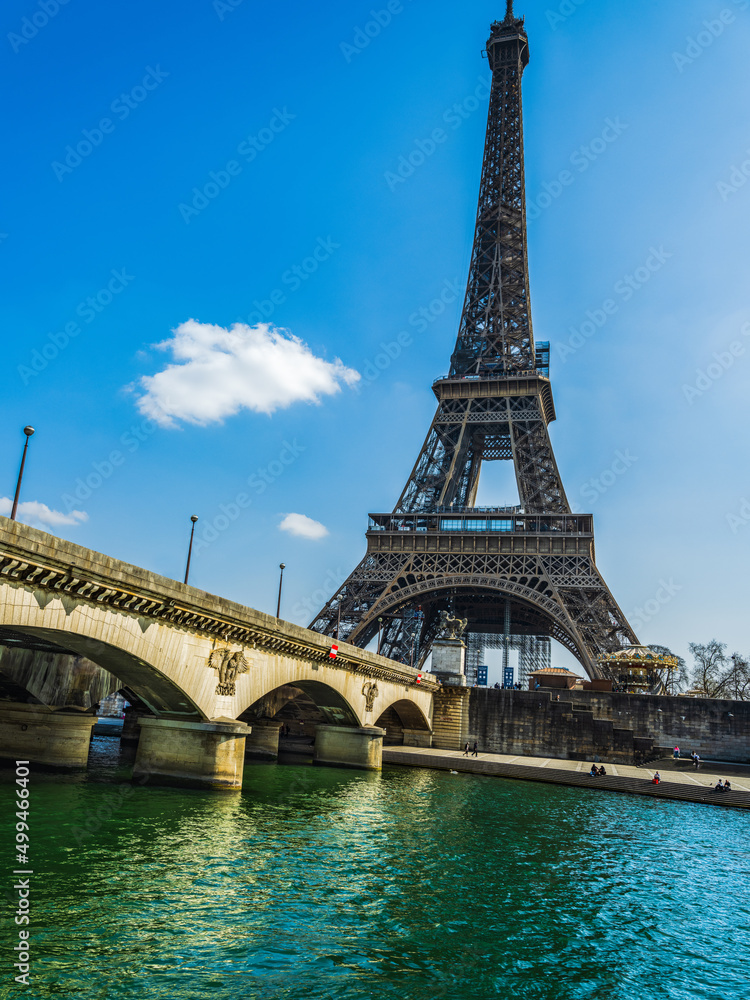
xmin=190 ymin=515 xmax=199 ymax=523
xmin=23 ymin=426 xmax=35 ymax=437
xmin=279 ymin=562 xmax=286 ymax=570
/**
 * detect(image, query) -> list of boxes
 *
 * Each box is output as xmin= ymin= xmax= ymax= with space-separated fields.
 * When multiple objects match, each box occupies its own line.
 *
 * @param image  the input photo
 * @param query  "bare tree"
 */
xmin=724 ymin=654 xmax=750 ymax=701
xmin=688 ymin=640 xmax=729 ymax=697
xmin=647 ymin=644 xmax=688 ymax=693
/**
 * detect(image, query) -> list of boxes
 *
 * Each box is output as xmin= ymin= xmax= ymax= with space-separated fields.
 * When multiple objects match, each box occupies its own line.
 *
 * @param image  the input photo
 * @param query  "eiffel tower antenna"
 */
xmin=310 ymin=18 xmax=637 ymax=681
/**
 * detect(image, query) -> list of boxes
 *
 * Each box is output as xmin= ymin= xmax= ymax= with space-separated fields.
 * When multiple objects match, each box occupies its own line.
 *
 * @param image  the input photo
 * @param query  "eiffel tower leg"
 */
xmin=507 ymin=396 xmax=569 ymax=513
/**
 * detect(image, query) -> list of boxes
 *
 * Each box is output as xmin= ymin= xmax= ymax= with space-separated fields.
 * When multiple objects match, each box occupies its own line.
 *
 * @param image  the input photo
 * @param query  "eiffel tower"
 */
xmin=310 ymin=3 xmax=638 ymax=679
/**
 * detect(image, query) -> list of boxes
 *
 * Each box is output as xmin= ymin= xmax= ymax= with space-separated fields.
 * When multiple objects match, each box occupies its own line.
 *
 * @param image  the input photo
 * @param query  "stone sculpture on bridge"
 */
xmin=362 ymin=680 xmax=379 ymax=713
xmin=209 ymin=647 xmax=249 ymax=697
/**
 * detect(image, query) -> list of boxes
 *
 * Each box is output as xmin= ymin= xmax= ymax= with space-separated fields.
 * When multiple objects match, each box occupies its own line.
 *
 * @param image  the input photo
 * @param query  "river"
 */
xmin=1 ymin=737 xmax=749 ymax=999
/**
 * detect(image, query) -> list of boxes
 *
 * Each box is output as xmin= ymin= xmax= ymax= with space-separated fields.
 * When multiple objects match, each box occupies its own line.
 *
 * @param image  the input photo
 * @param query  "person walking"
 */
xmin=673 ymin=745 xmax=680 ymax=760
xmin=462 ymin=741 xmax=470 ymax=757
xmin=471 ymin=741 xmax=478 ymax=757
xmin=693 ymin=753 xmax=701 ymax=770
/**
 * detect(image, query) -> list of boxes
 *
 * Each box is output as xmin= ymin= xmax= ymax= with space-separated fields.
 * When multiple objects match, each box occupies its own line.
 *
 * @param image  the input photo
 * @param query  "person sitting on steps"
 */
xmin=589 ymin=764 xmax=598 ymax=777
xmin=651 ymin=771 xmax=661 ymax=785
xmin=597 ymin=766 xmax=607 ymax=776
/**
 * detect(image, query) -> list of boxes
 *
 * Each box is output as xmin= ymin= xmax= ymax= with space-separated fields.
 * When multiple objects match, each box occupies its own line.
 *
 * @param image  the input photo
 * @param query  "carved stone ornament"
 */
xmin=362 ymin=680 xmax=379 ymax=712
xmin=209 ymin=647 xmax=249 ymax=697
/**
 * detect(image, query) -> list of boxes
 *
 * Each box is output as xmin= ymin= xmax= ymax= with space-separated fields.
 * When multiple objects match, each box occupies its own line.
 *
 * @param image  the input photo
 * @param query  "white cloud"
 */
xmin=279 ymin=513 xmax=329 ymax=540
xmin=133 ymin=320 xmax=360 ymax=427
xmin=0 ymin=498 xmax=88 ymax=530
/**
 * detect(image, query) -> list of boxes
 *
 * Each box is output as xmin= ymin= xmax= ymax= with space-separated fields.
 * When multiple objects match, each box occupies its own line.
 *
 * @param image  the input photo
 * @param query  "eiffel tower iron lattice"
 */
xmin=309 ymin=9 xmax=638 ymax=679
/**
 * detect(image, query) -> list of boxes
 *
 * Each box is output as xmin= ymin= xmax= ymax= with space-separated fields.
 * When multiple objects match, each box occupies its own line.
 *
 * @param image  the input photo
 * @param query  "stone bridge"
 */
xmin=0 ymin=518 xmax=442 ymax=789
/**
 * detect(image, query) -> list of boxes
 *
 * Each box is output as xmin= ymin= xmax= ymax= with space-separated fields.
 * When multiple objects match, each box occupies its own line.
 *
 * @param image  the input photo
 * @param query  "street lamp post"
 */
xmin=276 ymin=563 xmax=286 ymax=618
xmin=377 ymin=616 xmax=383 ymax=656
xmin=10 ymin=426 xmax=35 ymax=521
xmin=184 ymin=515 xmax=199 ymax=585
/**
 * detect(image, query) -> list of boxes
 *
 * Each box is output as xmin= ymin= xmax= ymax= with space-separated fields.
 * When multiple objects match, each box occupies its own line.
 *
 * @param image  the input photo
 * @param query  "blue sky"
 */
xmin=2 ymin=0 xmax=749 ymax=679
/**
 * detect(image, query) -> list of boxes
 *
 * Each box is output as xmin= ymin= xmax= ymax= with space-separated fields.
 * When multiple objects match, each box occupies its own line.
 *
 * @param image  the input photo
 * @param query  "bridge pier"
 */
xmin=244 ymin=720 xmax=281 ymax=760
xmin=313 ymin=724 xmax=385 ymax=770
xmin=0 ymin=703 xmax=97 ymax=768
xmin=431 ymin=687 xmax=470 ymax=750
xmin=121 ymin=706 xmax=152 ymax=745
xmin=133 ymin=718 xmax=251 ymax=790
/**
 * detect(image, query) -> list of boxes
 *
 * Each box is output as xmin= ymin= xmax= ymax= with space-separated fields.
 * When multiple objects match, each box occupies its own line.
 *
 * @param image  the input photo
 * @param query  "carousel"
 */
xmin=598 ymin=646 xmax=679 ymax=694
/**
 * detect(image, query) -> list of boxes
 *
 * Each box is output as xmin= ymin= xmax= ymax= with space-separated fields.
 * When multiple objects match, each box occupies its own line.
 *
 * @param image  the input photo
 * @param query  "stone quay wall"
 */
xmin=468 ymin=688 xmax=750 ymax=764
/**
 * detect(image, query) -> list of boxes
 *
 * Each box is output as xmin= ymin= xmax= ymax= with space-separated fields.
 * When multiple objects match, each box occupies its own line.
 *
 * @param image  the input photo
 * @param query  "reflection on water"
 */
xmin=1 ymin=737 xmax=749 ymax=999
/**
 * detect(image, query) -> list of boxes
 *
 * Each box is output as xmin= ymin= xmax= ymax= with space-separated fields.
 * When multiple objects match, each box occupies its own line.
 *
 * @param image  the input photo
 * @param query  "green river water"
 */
xmin=1 ymin=737 xmax=749 ymax=1000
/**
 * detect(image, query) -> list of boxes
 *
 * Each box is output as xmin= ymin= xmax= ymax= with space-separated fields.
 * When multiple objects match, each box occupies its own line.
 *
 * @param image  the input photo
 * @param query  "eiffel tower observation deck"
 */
xmin=310 ymin=4 xmax=638 ymax=680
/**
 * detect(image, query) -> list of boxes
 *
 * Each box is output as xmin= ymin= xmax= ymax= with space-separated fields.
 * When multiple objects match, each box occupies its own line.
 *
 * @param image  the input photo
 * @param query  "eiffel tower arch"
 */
xmin=310 ymin=4 xmax=638 ymax=679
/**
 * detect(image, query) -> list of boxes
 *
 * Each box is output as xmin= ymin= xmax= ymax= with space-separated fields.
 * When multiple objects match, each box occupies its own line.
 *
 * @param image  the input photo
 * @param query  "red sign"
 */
xmin=416 ymin=673 xmax=422 ymax=684
xmin=329 ymin=644 xmax=338 ymax=659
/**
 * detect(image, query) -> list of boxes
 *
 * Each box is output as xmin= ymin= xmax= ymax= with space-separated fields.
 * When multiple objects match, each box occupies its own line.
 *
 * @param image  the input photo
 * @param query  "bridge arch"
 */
xmin=238 ymin=679 xmax=361 ymax=728
xmin=1 ymin=624 xmax=205 ymax=719
xmin=375 ymin=698 xmax=432 ymax=745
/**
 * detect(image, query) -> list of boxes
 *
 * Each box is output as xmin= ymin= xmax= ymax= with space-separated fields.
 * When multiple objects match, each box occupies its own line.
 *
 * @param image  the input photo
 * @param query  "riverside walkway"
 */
xmin=383 ymin=747 xmax=750 ymax=810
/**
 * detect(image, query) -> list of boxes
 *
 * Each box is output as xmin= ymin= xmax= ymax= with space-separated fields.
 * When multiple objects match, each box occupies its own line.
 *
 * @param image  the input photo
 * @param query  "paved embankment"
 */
xmin=383 ymin=747 xmax=750 ymax=810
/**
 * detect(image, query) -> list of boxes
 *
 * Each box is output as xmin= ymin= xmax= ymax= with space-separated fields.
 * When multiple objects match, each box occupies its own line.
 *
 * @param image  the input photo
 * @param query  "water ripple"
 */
xmin=1 ymin=752 xmax=749 ymax=999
